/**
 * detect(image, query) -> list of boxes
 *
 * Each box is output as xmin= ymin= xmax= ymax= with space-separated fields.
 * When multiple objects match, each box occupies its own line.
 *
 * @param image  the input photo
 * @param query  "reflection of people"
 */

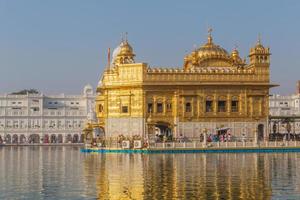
xmin=179 ymin=134 xmax=184 ymax=143
xmin=227 ymin=129 xmax=232 ymax=141
xmin=242 ymin=133 xmax=246 ymax=142
xmin=200 ymin=133 xmax=203 ymax=142
xmin=220 ymin=134 xmax=224 ymax=142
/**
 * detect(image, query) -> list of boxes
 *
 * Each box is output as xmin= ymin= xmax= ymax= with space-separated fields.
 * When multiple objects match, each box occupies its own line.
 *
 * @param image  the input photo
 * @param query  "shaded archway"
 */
xmin=73 ymin=134 xmax=79 ymax=143
xmin=80 ymin=134 xmax=85 ymax=143
xmin=28 ymin=134 xmax=40 ymax=143
xmin=0 ymin=135 xmax=3 ymax=144
xmin=50 ymin=134 xmax=57 ymax=143
xmin=5 ymin=134 xmax=11 ymax=144
xmin=57 ymin=134 xmax=63 ymax=143
xmin=98 ymin=127 xmax=105 ymax=137
xmin=20 ymin=135 xmax=26 ymax=144
xmin=12 ymin=134 xmax=18 ymax=144
xmin=155 ymin=122 xmax=173 ymax=141
xmin=258 ymin=124 xmax=264 ymax=141
xmin=66 ymin=134 xmax=72 ymax=143
xmin=43 ymin=134 xmax=49 ymax=143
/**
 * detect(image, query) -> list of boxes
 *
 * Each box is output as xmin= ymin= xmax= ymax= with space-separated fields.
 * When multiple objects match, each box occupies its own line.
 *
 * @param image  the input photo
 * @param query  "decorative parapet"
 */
xmin=144 ymin=66 xmax=266 ymax=83
xmin=147 ymin=67 xmax=255 ymax=74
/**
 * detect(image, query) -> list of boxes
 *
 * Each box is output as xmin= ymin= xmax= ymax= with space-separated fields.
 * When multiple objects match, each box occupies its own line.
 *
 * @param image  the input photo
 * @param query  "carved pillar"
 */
xmin=153 ymin=96 xmax=157 ymax=113
xmin=191 ymin=97 xmax=194 ymax=117
xmin=259 ymin=98 xmax=262 ymax=116
xmin=227 ymin=94 xmax=230 ymax=115
xmin=182 ymin=96 xmax=185 ymax=118
xmin=173 ymin=91 xmax=179 ymax=138
xmin=197 ymin=95 xmax=201 ymax=118
xmin=174 ymin=91 xmax=179 ymax=117
xmin=239 ymin=94 xmax=243 ymax=115
xmin=163 ymin=96 xmax=166 ymax=115
xmin=250 ymin=97 xmax=253 ymax=118
xmin=213 ymin=93 xmax=217 ymax=115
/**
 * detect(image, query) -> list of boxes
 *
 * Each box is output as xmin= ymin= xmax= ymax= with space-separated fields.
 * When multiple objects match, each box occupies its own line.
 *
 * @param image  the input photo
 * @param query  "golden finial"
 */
xmin=207 ymin=27 xmax=213 ymax=44
xmin=125 ymin=32 xmax=128 ymax=42
xmin=234 ymin=44 xmax=238 ymax=51
xmin=193 ymin=44 xmax=197 ymax=51
xmin=257 ymin=33 xmax=262 ymax=45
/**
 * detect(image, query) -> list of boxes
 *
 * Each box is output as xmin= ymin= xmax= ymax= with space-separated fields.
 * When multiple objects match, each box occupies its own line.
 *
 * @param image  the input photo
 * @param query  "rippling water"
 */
xmin=1 ymin=146 xmax=300 ymax=200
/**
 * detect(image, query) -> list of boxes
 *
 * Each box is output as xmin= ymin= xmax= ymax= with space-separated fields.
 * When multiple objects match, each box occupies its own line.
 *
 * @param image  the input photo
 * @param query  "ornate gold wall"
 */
xmin=95 ymin=32 xmax=276 ymax=139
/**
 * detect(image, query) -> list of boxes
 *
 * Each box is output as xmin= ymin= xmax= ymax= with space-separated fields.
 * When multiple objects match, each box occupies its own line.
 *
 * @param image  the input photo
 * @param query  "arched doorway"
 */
xmin=73 ymin=134 xmax=79 ymax=143
xmin=29 ymin=134 xmax=40 ymax=143
xmin=0 ymin=135 xmax=3 ymax=144
xmin=80 ymin=134 xmax=85 ymax=143
xmin=20 ymin=135 xmax=26 ymax=144
xmin=43 ymin=134 xmax=49 ymax=143
xmin=5 ymin=134 xmax=11 ymax=144
xmin=258 ymin=124 xmax=264 ymax=141
xmin=50 ymin=134 xmax=57 ymax=143
xmin=155 ymin=122 xmax=172 ymax=141
xmin=98 ymin=127 xmax=105 ymax=137
xmin=66 ymin=134 xmax=72 ymax=143
xmin=57 ymin=134 xmax=63 ymax=143
xmin=12 ymin=134 xmax=18 ymax=144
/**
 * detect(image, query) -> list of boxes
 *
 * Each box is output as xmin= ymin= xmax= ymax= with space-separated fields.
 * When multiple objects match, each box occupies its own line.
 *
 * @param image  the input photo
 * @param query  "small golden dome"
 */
xmin=119 ymin=41 xmax=135 ymax=56
xmin=231 ymin=48 xmax=239 ymax=57
xmin=112 ymin=39 xmax=135 ymax=65
xmin=254 ymin=39 xmax=265 ymax=50
xmin=231 ymin=48 xmax=243 ymax=63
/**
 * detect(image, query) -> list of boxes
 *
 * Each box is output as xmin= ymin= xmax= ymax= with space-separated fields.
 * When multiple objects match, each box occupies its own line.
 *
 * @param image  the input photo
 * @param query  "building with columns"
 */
xmin=94 ymin=30 xmax=276 ymax=141
xmin=269 ymin=82 xmax=300 ymax=134
xmin=0 ymin=85 xmax=95 ymax=144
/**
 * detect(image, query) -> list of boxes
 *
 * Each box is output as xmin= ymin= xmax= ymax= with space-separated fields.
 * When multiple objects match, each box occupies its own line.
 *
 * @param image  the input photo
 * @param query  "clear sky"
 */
xmin=0 ymin=0 xmax=299 ymax=94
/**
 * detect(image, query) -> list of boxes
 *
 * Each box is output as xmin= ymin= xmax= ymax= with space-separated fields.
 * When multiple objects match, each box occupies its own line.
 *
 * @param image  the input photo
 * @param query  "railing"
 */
xmin=148 ymin=140 xmax=300 ymax=149
xmin=89 ymin=137 xmax=300 ymax=149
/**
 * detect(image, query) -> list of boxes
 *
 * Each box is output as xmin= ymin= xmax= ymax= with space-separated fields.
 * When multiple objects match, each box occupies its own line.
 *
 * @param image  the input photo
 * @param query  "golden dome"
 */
xmin=195 ymin=34 xmax=230 ymax=59
xmin=119 ymin=40 xmax=135 ymax=56
xmin=112 ymin=39 xmax=135 ymax=65
xmin=184 ymin=30 xmax=235 ymax=69
xmin=231 ymin=48 xmax=243 ymax=63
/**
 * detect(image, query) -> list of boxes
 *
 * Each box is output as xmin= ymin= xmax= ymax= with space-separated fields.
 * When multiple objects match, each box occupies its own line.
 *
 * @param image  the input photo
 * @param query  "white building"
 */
xmin=269 ymin=93 xmax=300 ymax=134
xmin=269 ymin=94 xmax=300 ymax=116
xmin=0 ymin=85 xmax=95 ymax=144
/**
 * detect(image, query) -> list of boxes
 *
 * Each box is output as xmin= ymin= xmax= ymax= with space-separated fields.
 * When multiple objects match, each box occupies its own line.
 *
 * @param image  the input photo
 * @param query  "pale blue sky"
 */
xmin=0 ymin=0 xmax=299 ymax=94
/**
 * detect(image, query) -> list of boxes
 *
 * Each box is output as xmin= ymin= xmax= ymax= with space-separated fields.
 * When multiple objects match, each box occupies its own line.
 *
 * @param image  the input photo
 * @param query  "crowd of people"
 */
xmin=154 ymin=130 xmax=240 ymax=143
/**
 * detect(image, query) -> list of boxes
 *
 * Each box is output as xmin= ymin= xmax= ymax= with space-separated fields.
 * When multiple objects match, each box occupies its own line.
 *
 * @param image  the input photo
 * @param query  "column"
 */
xmin=213 ymin=93 xmax=217 ymax=115
xmin=227 ymin=94 xmax=230 ymax=115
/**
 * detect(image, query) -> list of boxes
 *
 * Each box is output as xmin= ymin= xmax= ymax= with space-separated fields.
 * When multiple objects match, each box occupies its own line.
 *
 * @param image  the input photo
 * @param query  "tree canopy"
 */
xmin=10 ymin=89 xmax=39 ymax=95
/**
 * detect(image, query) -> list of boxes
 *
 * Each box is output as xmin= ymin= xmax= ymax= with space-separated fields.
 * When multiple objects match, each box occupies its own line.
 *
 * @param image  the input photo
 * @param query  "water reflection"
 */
xmin=84 ymin=154 xmax=275 ymax=200
xmin=1 ymin=147 xmax=300 ymax=199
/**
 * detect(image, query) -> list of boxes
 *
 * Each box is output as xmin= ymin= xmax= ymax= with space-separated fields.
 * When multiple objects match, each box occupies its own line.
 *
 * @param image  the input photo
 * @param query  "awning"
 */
xmin=216 ymin=127 xmax=230 ymax=131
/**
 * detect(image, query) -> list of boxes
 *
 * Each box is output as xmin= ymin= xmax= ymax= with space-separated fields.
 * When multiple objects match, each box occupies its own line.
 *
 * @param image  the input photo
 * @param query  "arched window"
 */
xmin=98 ymin=104 xmax=103 ymax=112
xmin=166 ymin=102 xmax=172 ymax=111
xmin=157 ymin=103 xmax=163 ymax=113
xmin=231 ymin=96 xmax=239 ymax=112
xmin=206 ymin=96 xmax=213 ymax=112
xmin=185 ymin=102 xmax=191 ymax=112
xmin=218 ymin=96 xmax=226 ymax=112
xmin=147 ymin=103 xmax=153 ymax=113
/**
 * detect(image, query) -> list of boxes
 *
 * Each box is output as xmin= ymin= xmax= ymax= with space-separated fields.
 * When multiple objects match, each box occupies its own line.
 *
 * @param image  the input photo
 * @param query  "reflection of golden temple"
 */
xmin=82 ymin=153 xmax=273 ymax=199
xmin=90 ymin=29 xmax=277 ymax=142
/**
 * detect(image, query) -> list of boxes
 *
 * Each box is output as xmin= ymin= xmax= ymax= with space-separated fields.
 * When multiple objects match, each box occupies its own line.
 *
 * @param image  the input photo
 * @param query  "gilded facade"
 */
xmin=95 ymin=31 xmax=275 ymax=140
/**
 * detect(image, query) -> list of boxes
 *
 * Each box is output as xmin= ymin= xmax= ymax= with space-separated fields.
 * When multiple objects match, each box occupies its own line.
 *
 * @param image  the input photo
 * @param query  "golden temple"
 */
xmin=90 ymin=29 xmax=276 ymax=141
